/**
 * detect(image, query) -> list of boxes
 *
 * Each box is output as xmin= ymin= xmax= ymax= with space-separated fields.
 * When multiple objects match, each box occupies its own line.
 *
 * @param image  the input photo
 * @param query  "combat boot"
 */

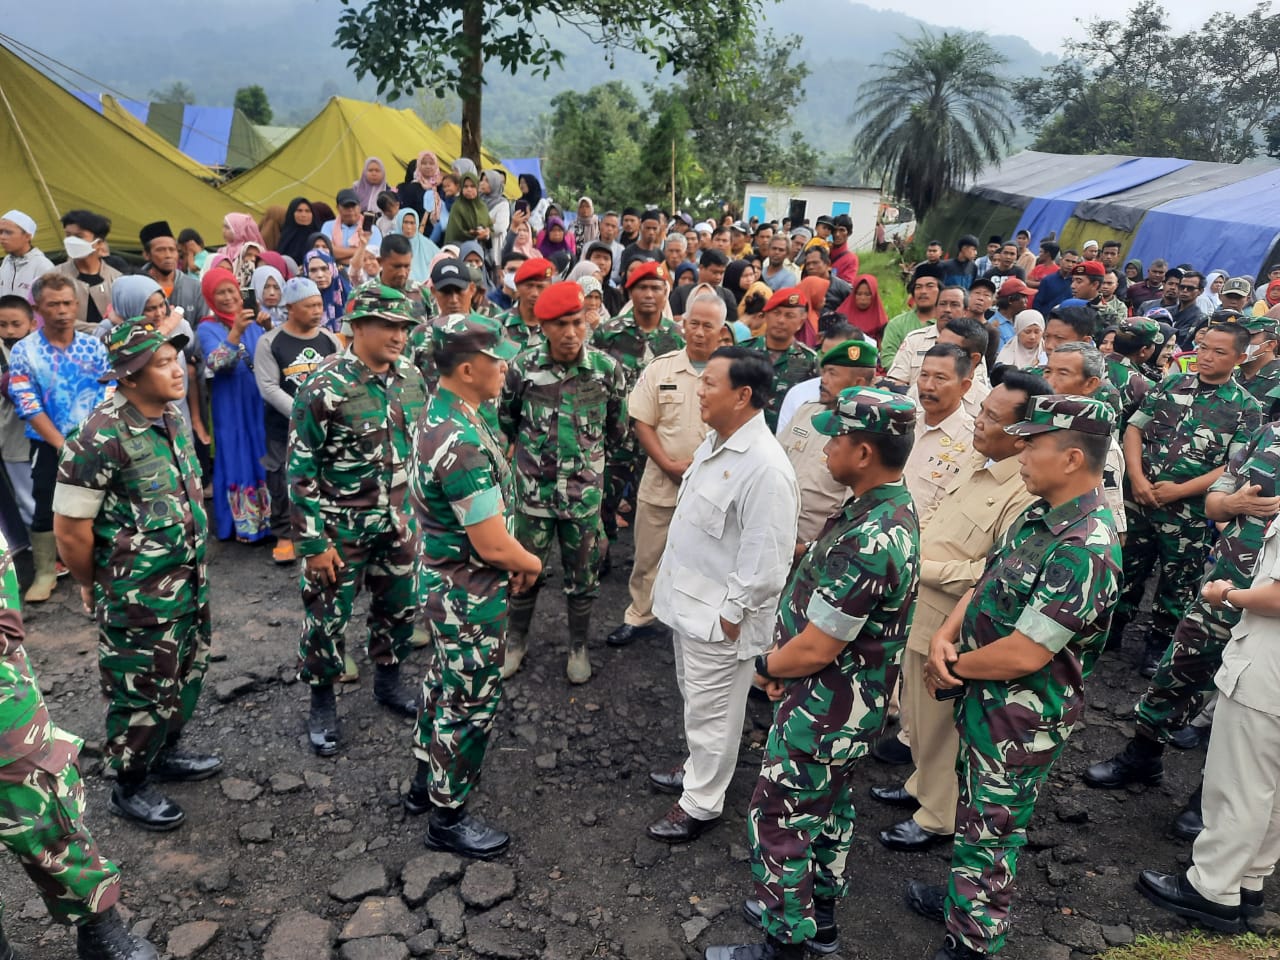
xmin=1139 ymin=629 xmax=1171 ymax=679
xmin=703 ymin=934 xmax=805 ymax=960
xmin=1083 ymin=736 xmax=1164 ymax=788
xmin=425 ymin=805 xmax=510 ymax=860
xmin=109 ymin=777 xmax=185 ymax=832
xmin=502 ymin=589 xmax=538 ymax=680
xmin=308 ymin=683 xmax=340 ymax=756
xmin=566 ymin=595 xmax=593 ymax=684
xmin=373 ymin=663 xmax=419 ymax=717
xmin=24 ymin=530 xmax=57 ymax=603
xmin=77 ymin=906 xmax=158 ymax=960
xmin=742 ymin=896 xmax=839 ymax=954
xmin=932 ymin=934 xmax=986 ymax=960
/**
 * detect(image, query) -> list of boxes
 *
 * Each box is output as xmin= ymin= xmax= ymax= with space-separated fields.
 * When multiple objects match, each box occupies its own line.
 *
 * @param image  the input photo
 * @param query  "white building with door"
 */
xmin=741 ymin=181 xmax=882 ymax=250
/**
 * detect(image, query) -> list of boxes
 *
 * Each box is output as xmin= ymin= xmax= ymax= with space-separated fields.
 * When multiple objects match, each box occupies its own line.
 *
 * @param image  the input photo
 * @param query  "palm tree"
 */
xmin=854 ymin=32 xmax=1014 ymax=222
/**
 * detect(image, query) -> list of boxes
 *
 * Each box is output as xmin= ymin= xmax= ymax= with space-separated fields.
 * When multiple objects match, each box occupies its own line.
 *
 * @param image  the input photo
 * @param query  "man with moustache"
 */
xmin=741 ymin=288 xmax=819 ymax=432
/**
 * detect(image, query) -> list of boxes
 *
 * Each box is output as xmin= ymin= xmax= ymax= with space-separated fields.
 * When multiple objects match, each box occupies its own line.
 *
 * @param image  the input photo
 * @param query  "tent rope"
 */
xmin=0 ymin=65 xmax=58 ymax=221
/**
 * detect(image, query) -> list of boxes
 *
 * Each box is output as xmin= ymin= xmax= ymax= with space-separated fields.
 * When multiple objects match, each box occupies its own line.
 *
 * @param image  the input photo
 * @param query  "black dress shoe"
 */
xmin=151 ymin=747 xmax=223 ymax=782
xmin=870 ymin=734 xmax=913 ymax=765
xmin=1138 ymin=869 xmax=1243 ymax=933
xmin=1172 ymin=805 xmax=1204 ymax=841
xmin=606 ymin=622 xmax=670 ymax=648
xmin=109 ymin=782 xmax=185 ymax=832
xmin=648 ymin=765 xmax=684 ymax=795
xmin=646 ymin=803 xmax=718 ymax=843
xmin=1082 ymin=739 xmax=1163 ymax=788
xmin=425 ymin=808 xmax=509 ymax=860
xmin=77 ymin=906 xmax=159 ymax=960
xmin=880 ymin=818 xmax=951 ymax=852
xmin=373 ymin=664 xmax=420 ymax=718
xmin=1169 ymin=724 xmax=1211 ymax=750
xmin=741 ymin=898 xmax=839 ymax=955
xmin=906 ymin=879 xmax=946 ymax=922
xmin=1243 ymin=888 xmax=1265 ymax=920
xmin=870 ymin=784 xmax=920 ymax=809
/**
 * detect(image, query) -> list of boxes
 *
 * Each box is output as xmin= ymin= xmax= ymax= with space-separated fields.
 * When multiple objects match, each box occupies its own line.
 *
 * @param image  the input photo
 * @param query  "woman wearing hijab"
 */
xmin=797 ymin=275 xmax=830 ymax=347
xmin=197 ymin=268 xmax=271 ymax=543
xmin=251 ymin=264 xmax=287 ymax=327
xmin=1200 ymin=269 xmax=1228 ymax=313
xmin=208 ymin=213 xmax=267 ymax=286
xmin=399 ymin=150 xmax=443 ymax=224
xmin=518 ymin=174 xmax=550 ymax=233
xmin=723 ymin=259 xmax=755 ymax=309
xmin=836 ymin=274 xmax=889 ymax=342
xmin=995 ymin=309 xmax=1047 ymax=368
xmin=503 ymin=222 xmax=538 ymax=263
xmin=443 ymin=172 xmax=493 ymax=246
xmin=571 ymin=197 xmax=600 ymax=252
xmin=391 ymin=208 xmax=440 ymax=285
xmin=741 ymin=278 xmax=773 ymax=333
xmin=277 ymin=197 xmax=315 ymax=266
xmin=480 ymin=169 xmax=510 ymax=265
xmin=581 ymin=241 xmax=626 ymax=316
xmin=303 ymin=249 xmax=348 ymax=333
xmin=535 ymin=216 xmax=575 ymax=260
xmin=352 ymin=157 xmax=387 ymax=213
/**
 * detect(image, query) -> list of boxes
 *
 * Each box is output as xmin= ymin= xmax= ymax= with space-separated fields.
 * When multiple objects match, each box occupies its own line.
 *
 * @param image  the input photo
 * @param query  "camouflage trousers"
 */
xmin=945 ymin=701 xmax=1068 ymax=955
xmin=414 ymin=577 xmax=506 ymax=809
xmin=98 ymin=610 xmax=209 ymax=775
xmin=747 ymin=726 xmax=858 ymax=945
xmin=1116 ymin=498 xmax=1211 ymax=637
xmin=514 ymin=512 xmax=603 ymax=597
xmin=297 ymin=529 xmax=415 ymax=685
xmin=0 ymin=727 xmax=120 ymax=924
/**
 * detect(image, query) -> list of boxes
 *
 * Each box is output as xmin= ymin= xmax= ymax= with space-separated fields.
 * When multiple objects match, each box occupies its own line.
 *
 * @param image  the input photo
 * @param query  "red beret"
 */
xmin=534 ymin=281 xmax=586 ymax=322
xmin=625 ymin=260 xmax=670 ymax=290
xmin=764 ymin=286 xmax=808 ymax=311
xmin=515 ymin=258 xmax=556 ymax=284
xmin=1072 ymin=260 xmax=1105 ymax=278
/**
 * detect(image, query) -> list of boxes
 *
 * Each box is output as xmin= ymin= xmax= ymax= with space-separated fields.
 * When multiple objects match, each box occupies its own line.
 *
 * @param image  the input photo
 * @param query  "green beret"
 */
xmin=820 ymin=339 xmax=878 ymax=369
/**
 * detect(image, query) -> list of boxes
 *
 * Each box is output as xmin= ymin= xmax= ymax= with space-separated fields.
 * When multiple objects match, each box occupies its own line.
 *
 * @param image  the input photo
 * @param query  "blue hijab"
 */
xmin=391 ymin=208 xmax=439 ymax=283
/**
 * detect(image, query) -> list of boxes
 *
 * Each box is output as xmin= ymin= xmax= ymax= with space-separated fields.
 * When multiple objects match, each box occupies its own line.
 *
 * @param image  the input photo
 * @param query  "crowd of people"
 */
xmin=1 ymin=151 xmax=1280 ymax=960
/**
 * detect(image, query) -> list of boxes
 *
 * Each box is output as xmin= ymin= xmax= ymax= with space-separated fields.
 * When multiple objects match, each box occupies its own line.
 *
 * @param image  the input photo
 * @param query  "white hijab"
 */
xmin=996 ymin=309 xmax=1047 ymax=369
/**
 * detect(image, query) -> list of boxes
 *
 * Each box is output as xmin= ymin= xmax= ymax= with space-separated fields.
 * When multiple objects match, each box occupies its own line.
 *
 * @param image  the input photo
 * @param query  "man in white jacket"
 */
xmin=646 ymin=346 xmax=800 ymax=843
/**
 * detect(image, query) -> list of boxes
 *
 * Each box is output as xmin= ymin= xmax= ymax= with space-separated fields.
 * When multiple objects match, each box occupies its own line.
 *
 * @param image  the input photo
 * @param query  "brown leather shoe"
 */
xmin=645 ymin=803 xmax=718 ymax=843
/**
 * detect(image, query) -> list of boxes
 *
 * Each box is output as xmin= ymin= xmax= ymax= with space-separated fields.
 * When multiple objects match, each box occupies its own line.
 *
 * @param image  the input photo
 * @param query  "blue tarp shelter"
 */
xmin=501 ymin=157 xmax=544 ymax=187
xmin=73 ymin=90 xmax=149 ymax=121
xmin=1014 ymin=157 xmax=1192 ymax=243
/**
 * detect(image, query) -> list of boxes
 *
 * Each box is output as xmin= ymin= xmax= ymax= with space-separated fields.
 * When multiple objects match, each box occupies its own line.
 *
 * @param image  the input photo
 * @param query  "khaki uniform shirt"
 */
xmin=907 ymin=456 xmax=1034 ymax=655
xmin=627 ymin=349 xmax=708 ymax=508
xmin=1104 ymin=436 xmax=1128 ymax=534
xmin=904 ymin=403 xmax=977 ymax=519
xmin=889 ymin=322 xmax=992 ymax=418
xmin=779 ymin=400 xmax=850 ymax=542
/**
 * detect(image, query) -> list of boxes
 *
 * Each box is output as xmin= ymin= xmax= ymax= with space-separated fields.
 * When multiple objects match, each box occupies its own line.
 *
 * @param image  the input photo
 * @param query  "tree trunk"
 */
xmin=460 ymin=0 xmax=484 ymax=164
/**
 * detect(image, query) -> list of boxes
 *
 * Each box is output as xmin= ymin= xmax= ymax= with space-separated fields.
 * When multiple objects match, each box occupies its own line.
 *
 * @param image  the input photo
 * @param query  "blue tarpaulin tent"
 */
xmin=500 ymin=157 xmax=544 ymax=187
xmin=1014 ymin=157 xmax=1192 ymax=243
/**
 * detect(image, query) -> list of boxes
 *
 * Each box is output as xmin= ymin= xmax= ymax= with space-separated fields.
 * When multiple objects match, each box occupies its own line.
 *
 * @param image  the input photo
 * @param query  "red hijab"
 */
xmin=201 ymin=267 xmax=241 ymax=325
xmin=838 ymin=274 xmax=889 ymax=341
xmin=798 ymin=276 xmax=829 ymax=347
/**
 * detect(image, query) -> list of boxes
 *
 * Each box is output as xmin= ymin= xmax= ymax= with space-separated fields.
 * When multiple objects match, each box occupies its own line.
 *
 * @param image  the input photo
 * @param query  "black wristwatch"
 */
xmin=755 ymin=653 xmax=775 ymax=679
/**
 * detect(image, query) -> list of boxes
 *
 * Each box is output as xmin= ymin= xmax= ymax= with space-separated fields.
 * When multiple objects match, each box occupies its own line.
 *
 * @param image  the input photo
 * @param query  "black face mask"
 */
xmin=1 ymin=336 xmax=23 ymax=349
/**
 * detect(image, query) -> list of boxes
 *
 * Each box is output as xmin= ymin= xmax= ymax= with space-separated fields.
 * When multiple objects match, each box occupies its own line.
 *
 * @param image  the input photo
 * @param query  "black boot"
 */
xmin=1172 ymin=784 xmax=1204 ymax=841
xmin=403 ymin=760 xmax=433 ymax=816
xmin=1083 ymin=736 xmax=1164 ymax=788
xmin=742 ymin=897 xmax=839 ymax=954
xmin=1104 ymin=612 xmax=1131 ymax=652
xmin=108 ymin=774 xmax=184 ymax=832
xmin=1140 ymin=631 xmax=1170 ymax=679
xmin=77 ymin=907 xmax=159 ymax=960
xmin=501 ymin=588 xmax=538 ymax=680
xmin=566 ymin=595 xmax=593 ymax=684
xmin=151 ymin=734 xmax=222 ymax=782
xmin=932 ymin=934 xmax=986 ymax=960
xmin=373 ymin=663 xmax=419 ymax=718
xmin=425 ymin=804 xmax=510 ymax=860
xmin=704 ymin=935 xmax=806 ymax=960
xmin=307 ymin=683 xmax=339 ymax=756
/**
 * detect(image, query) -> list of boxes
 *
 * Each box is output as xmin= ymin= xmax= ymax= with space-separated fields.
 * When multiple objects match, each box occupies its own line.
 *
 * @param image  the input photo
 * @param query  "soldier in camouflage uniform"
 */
xmin=405 ymin=257 xmax=486 ymax=383
xmin=741 ymin=287 xmax=819 ymax=432
xmin=402 ymin=313 xmax=540 ymax=859
xmin=1084 ymin=419 xmax=1280 ymax=822
xmin=1104 ymin=318 xmax=1161 ymax=425
xmin=592 ymin=260 xmax=685 ymax=561
xmin=0 ymin=528 xmax=160 ymax=960
xmin=1035 ymin=304 xmax=1125 ymax=419
xmin=918 ymin=395 xmax=1121 ymax=960
xmin=53 ymin=321 xmax=219 ymax=832
xmin=499 ymin=281 xmax=627 ymax=684
xmin=289 ymin=288 xmax=427 ymax=755
xmin=706 ymin=387 xmax=920 ymax=960
xmin=343 ymin=234 xmax=431 ymax=336
xmin=495 ymin=257 xmax=555 ymax=355
xmin=1235 ymin=314 xmax=1280 ymax=416
xmin=1108 ymin=321 xmax=1261 ymax=676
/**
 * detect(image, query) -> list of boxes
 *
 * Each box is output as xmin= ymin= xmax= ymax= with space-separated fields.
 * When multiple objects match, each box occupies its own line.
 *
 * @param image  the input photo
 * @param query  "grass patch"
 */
xmin=856 ymin=248 xmax=913 ymax=319
xmin=1100 ymin=931 xmax=1279 ymax=959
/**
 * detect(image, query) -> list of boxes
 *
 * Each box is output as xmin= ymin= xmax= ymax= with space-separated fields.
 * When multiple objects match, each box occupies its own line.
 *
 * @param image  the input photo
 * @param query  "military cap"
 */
xmin=1005 ymin=394 xmax=1116 ymax=437
xmin=347 ymin=284 xmax=416 ymax=325
xmin=101 ymin=319 xmax=189 ymax=383
xmin=1119 ymin=318 xmax=1164 ymax=347
xmin=1071 ymin=260 xmax=1105 ymax=278
xmin=820 ymin=339 xmax=878 ymax=369
xmin=432 ymin=312 xmax=519 ymax=362
xmin=1221 ymin=276 xmax=1253 ymax=299
xmin=1238 ymin=313 xmax=1277 ymax=335
xmin=813 ymin=386 xmax=916 ymax=438
xmin=534 ymin=281 xmax=586 ymax=321
xmin=431 ymin=258 xmax=472 ymax=291
xmin=514 ymin=258 xmax=555 ymax=284
xmin=764 ymin=286 xmax=808 ymax=312
xmin=625 ymin=260 xmax=670 ymax=290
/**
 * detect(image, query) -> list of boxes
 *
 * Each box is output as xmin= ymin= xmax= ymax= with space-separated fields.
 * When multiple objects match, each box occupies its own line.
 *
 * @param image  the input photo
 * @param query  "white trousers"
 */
xmin=1187 ymin=692 xmax=1280 ymax=905
xmin=672 ymin=625 xmax=755 ymax=820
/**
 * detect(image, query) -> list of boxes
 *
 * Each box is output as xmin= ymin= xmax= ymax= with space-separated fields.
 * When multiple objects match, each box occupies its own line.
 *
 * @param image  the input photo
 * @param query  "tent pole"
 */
xmin=0 ymin=73 xmax=59 ymax=223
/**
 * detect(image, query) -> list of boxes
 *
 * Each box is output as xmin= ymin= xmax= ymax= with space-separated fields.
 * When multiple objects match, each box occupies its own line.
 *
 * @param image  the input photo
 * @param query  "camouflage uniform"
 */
xmin=289 ymin=350 xmax=427 ymax=684
xmin=1105 ymin=354 xmax=1152 ymax=426
xmin=1238 ymin=358 xmax=1280 ymax=416
xmin=496 ymin=308 xmax=544 ymax=356
xmin=407 ymin=318 xmax=501 ymax=436
xmin=410 ymin=385 xmax=513 ymax=808
xmin=741 ymin=336 xmax=819 ymax=432
xmin=53 ymin=393 xmax=210 ymax=776
xmin=1134 ymin=421 xmax=1280 ymax=741
xmin=0 ymin=531 xmax=121 ymax=924
xmin=1116 ymin=373 xmax=1262 ymax=642
xmin=946 ymin=485 xmax=1121 ymax=954
xmin=591 ymin=314 xmax=685 ymax=541
xmin=347 ymin=279 xmax=431 ymax=323
xmin=749 ymin=480 xmax=919 ymax=945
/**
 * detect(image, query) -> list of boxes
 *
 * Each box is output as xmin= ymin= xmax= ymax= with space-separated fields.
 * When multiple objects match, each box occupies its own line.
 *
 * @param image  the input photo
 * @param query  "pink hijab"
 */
xmin=414 ymin=150 xmax=442 ymax=190
xmin=219 ymin=213 xmax=265 ymax=263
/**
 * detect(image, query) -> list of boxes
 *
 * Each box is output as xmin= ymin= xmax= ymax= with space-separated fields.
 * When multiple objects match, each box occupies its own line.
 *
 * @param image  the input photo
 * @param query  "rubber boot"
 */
xmin=77 ymin=905 xmax=159 ymax=960
xmin=24 ymin=530 xmax=57 ymax=603
xmin=373 ymin=663 xmax=419 ymax=717
xmin=308 ymin=683 xmax=339 ymax=756
xmin=502 ymin=588 xmax=538 ymax=680
xmin=338 ymin=650 xmax=359 ymax=683
xmin=566 ymin=595 xmax=593 ymax=684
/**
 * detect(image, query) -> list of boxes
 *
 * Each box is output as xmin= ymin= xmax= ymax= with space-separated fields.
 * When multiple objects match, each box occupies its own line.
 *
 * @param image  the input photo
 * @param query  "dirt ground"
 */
xmin=0 ymin=530 xmax=1256 ymax=959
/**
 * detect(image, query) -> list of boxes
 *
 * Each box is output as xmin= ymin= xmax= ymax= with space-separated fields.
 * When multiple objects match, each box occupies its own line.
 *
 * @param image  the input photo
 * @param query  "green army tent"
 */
xmin=0 ymin=39 xmax=244 ymax=255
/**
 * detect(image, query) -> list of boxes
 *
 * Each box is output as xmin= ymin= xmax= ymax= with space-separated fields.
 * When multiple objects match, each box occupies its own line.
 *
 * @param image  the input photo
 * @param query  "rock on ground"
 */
xmin=340 ymin=937 xmax=409 ymax=960
xmin=339 ymin=896 xmax=421 ymax=941
xmin=167 ymin=920 xmax=220 ymax=958
xmin=425 ymin=888 xmax=466 ymax=943
xmin=401 ymin=851 xmax=465 ymax=906
xmin=328 ymin=861 xmax=389 ymax=902
xmin=460 ymin=861 xmax=518 ymax=909
xmin=262 ymin=911 xmax=335 ymax=960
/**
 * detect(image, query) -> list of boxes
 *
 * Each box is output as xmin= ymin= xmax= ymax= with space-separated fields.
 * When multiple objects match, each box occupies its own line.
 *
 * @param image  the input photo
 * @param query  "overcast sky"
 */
xmin=864 ymin=0 xmax=1267 ymax=52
